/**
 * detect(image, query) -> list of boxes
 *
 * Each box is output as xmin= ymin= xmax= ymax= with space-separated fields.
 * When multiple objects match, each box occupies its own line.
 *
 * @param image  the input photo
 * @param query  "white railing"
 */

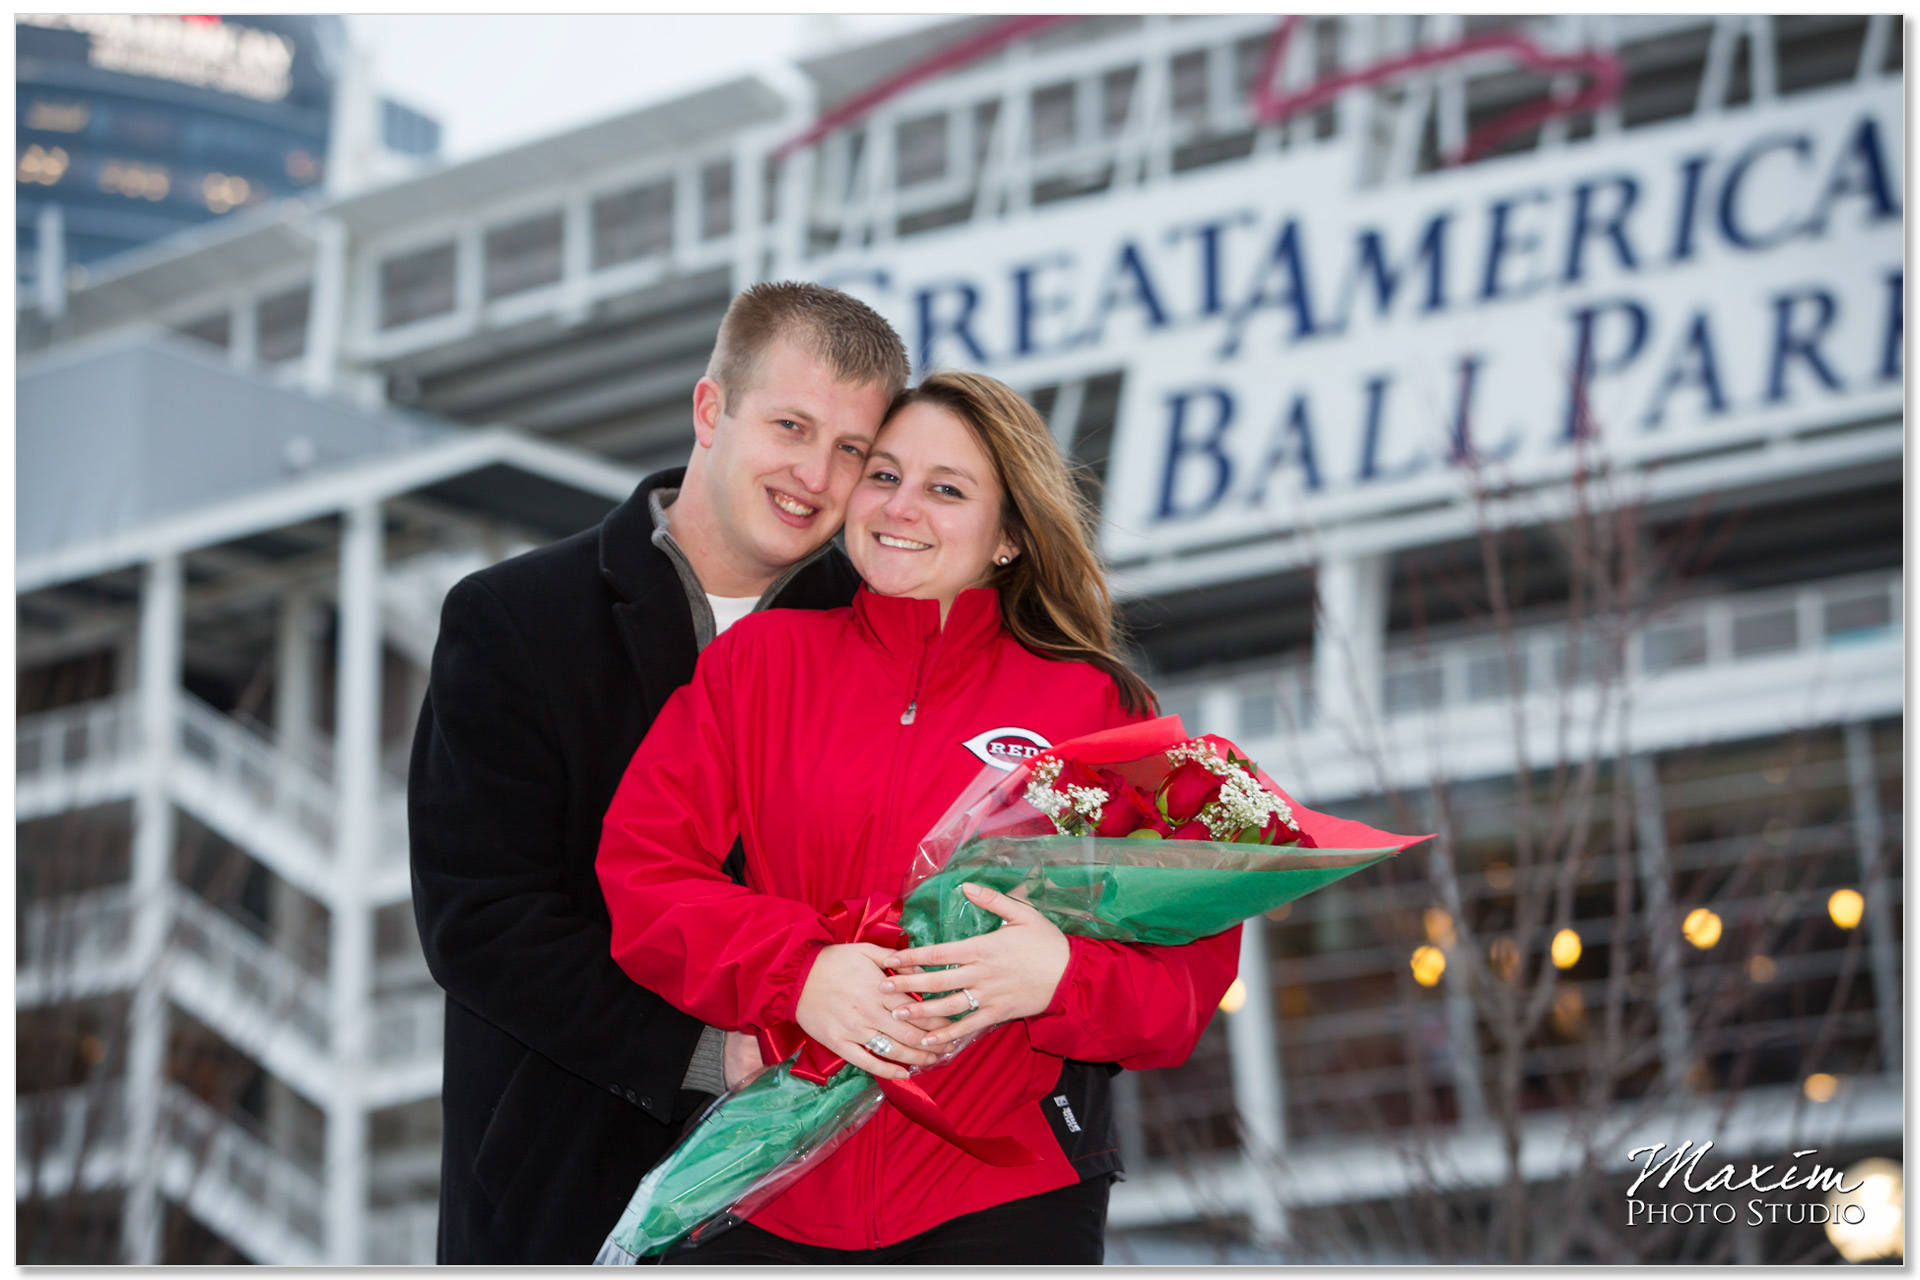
xmin=17 ymin=1079 xmax=328 ymax=1255
xmin=176 ymin=694 xmax=337 ymax=851
xmin=1158 ymin=571 xmax=1902 ymax=740
xmin=169 ymin=888 xmax=331 ymax=1049
xmin=382 ymin=792 xmax=411 ymax=867
xmin=1376 ymin=570 xmax=1902 ymax=721
xmin=16 ymin=1081 xmax=127 ymax=1195
xmin=16 ymin=692 xmax=139 ymax=785
xmin=161 ymin=1081 xmax=326 ymax=1251
xmin=18 ymin=884 xmax=136 ymax=987
xmin=367 ymin=1201 xmax=440 ymax=1265
xmin=370 ymin=990 xmax=444 ymax=1066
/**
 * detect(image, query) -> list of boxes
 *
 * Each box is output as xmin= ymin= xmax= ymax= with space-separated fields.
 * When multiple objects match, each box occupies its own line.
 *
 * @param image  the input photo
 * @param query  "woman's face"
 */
xmin=846 ymin=402 xmax=1019 ymax=620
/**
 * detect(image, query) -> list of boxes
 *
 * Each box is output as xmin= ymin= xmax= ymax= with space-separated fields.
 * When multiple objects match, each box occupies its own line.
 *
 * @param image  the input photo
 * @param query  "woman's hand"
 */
xmin=878 ymin=883 xmax=1071 ymax=1050
xmin=721 ymin=1029 xmax=767 ymax=1092
xmin=795 ymin=942 xmax=944 ymax=1079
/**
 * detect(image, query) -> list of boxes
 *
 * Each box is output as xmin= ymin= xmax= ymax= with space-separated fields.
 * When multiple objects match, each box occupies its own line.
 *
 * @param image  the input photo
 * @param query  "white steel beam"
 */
xmin=324 ymin=501 xmax=383 ymax=1262
xmin=122 ymin=553 xmax=181 ymax=1264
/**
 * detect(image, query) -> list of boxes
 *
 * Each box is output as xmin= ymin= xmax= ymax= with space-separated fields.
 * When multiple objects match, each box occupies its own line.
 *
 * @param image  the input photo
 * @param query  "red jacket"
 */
xmin=597 ymin=586 xmax=1240 ymax=1249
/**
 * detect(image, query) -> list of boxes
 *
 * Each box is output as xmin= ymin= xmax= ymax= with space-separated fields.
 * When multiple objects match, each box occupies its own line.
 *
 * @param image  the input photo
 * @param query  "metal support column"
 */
xmin=1629 ymin=754 xmax=1693 ymax=1089
xmin=123 ymin=553 xmax=182 ymax=1264
xmin=1844 ymin=721 xmax=1900 ymax=1070
xmin=1227 ymin=915 xmax=1288 ymax=1249
xmin=325 ymin=502 xmax=383 ymax=1263
xmin=1312 ymin=552 xmax=1388 ymax=735
xmin=303 ymin=216 xmax=348 ymax=399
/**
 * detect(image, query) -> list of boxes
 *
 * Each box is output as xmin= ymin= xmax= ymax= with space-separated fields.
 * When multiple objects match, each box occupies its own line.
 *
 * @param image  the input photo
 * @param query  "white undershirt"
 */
xmin=707 ymin=592 xmax=758 ymax=637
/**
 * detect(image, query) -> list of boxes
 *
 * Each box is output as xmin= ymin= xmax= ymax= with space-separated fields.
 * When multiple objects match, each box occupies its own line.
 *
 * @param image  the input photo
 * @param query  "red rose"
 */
xmin=1170 ymin=816 xmax=1215 ymax=840
xmin=1259 ymin=807 xmax=1306 ymax=846
xmin=1160 ymin=760 xmax=1223 ymax=824
xmin=1097 ymin=782 xmax=1166 ymax=837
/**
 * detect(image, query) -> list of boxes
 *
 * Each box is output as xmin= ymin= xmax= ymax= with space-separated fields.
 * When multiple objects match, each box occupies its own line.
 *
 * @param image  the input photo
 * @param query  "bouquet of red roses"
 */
xmin=596 ymin=717 xmax=1427 ymax=1263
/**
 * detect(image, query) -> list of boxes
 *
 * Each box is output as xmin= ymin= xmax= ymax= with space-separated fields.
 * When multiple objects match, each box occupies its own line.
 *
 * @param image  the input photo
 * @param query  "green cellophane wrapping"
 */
xmin=596 ymin=1058 xmax=881 ymax=1262
xmin=596 ymin=836 xmax=1398 ymax=1261
xmin=900 ymin=833 xmax=1400 ymax=950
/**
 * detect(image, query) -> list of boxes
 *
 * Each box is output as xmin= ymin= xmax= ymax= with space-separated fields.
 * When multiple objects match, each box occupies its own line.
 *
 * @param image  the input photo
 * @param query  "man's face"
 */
xmin=693 ymin=337 xmax=893 ymax=580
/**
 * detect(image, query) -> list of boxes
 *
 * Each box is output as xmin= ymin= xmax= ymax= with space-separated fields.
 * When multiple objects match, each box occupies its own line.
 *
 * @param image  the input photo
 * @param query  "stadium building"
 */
xmin=15 ymin=15 xmax=1902 ymax=1264
xmin=16 ymin=14 xmax=440 ymax=310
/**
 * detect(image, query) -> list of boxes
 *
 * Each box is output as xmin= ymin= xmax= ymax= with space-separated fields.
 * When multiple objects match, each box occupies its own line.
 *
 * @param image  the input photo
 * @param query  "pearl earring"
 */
xmin=996 ymin=555 xmax=1011 ymax=565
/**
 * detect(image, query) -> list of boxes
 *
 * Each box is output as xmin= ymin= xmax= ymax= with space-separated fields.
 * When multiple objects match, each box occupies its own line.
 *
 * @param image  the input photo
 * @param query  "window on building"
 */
xmin=593 ymin=178 xmax=673 ymax=269
xmin=1031 ymin=82 xmax=1077 ymax=154
xmin=1171 ymin=49 xmax=1211 ymax=123
xmin=379 ymin=242 xmax=456 ymax=329
xmin=483 ymin=211 xmax=563 ymax=300
xmin=700 ymin=159 xmax=734 ymax=239
xmin=254 ymin=284 xmax=310 ymax=363
xmin=1233 ymin=34 xmax=1270 ymax=102
xmin=1101 ymin=66 xmax=1140 ymax=135
xmin=1642 ymin=620 xmax=1709 ymax=673
xmin=896 ymin=112 xmax=948 ymax=186
xmin=380 ymin=98 xmax=442 ymax=158
xmin=176 ymin=310 xmax=231 ymax=351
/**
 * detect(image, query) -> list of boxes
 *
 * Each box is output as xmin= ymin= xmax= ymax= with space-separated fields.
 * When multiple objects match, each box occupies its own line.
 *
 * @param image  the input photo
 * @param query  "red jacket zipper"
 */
xmin=868 ymin=618 xmax=943 ymax=1247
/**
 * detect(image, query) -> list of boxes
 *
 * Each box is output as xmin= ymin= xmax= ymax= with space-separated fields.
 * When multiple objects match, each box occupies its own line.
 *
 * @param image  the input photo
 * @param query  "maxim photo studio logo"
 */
xmin=1625 ymin=1141 xmax=1868 ymax=1229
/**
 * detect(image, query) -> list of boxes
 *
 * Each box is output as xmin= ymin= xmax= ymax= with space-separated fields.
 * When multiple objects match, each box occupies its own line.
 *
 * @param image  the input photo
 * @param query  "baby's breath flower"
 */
xmin=1167 ymin=739 xmax=1290 ymax=840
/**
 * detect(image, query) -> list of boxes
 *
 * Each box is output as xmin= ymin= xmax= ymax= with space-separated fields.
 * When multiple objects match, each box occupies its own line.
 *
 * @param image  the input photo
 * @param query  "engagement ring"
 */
xmin=865 ymin=1034 xmax=894 ymax=1057
xmin=963 ymin=988 xmax=980 ymax=1013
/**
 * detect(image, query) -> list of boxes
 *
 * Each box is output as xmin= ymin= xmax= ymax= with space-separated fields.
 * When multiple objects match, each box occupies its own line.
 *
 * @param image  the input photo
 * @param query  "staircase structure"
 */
xmin=16 ymin=428 xmax=637 ymax=1263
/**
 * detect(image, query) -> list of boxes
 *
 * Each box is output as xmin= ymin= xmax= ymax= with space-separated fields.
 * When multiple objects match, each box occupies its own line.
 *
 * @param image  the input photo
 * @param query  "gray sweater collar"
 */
xmin=648 ymin=486 xmax=838 ymax=651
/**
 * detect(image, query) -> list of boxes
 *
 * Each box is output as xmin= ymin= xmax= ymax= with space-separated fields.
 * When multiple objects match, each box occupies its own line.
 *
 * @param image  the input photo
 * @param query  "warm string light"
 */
xmin=1410 ymin=945 xmax=1446 ymax=987
xmin=1218 ymin=977 xmax=1248 ymax=1014
xmin=1829 ymin=888 xmax=1865 ymax=929
xmin=1550 ymin=928 xmax=1582 ymax=969
xmin=1681 ymin=907 xmax=1722 ymax=949
xmin=1827 ymin=1158 xmax=1903 ymax=1262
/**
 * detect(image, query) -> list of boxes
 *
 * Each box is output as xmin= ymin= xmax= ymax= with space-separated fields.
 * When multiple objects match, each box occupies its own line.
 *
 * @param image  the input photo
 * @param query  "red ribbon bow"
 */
xmin=754 ymin=894 xmax=1041 ymax=1168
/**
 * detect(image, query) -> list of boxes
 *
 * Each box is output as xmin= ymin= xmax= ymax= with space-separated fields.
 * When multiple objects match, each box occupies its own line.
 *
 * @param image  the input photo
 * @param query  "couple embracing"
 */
xmin=409 ymin=282 xmax=1239 ymax=1265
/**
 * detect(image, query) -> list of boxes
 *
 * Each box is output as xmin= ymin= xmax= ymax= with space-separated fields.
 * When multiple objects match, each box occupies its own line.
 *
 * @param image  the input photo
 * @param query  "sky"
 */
xmin=349 ymin=15 xmax=948 ymax=163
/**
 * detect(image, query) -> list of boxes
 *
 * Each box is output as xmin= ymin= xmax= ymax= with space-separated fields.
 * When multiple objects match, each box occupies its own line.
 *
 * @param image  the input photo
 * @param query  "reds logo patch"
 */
xmin=960 ymin=726 xmax=1051 ymax=770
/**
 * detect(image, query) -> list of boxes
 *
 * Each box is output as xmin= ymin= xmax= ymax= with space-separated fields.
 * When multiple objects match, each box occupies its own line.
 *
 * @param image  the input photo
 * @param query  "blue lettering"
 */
xmin=1011 ymin=255 xmax=1075 ymax=357
xmin=914 ymin=282 xmax=989 ymax=372
xmin=1642 ymin=311 xmax=1728 ymax=428
xmin=1480 ymin=189 xmax=1552 ymax=302
xmin=1167 ymin=213 xmax=1253 ymax=317
xmin=1220 ymin=218 xmax=1319 ymax=357
xmin=1563 ymin=175 xmax=1640 ymax=284
xmin=1156 ymin=387 xmax=1237 ymax=520
xmin=1563 ymin=299 xmax=1650 ymax=440
xmin=1765 ymin=288 xmax=1843 ymax=403
xmin=1716 ymin=134 xmax=1815 ymax=251
xmin=1356 ymin=374 xmax=1427 ymax=483
xmin=1669 ymin=154 xmax=1711 ymax=263
xmin=1804 ymin=116 xmax=1900 ymax=236
xmin=1248 ymin=393 xmax=1322 ymax=501
xmin=1333 ymin=213 xmax=1450 ymax=330
xmin=1080 ymin=240 xmax=1169 ymax=347
xmin=1882 ymin=270 xmax=1903 ymax=382
xmin=1449 ymin=354 xmax=1506 ymax=464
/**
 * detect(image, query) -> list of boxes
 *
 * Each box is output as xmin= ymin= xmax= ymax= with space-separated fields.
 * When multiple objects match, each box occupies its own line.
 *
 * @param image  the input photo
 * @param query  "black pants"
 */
xmin=664 ymin=1174 xmax=1111 ymax=1265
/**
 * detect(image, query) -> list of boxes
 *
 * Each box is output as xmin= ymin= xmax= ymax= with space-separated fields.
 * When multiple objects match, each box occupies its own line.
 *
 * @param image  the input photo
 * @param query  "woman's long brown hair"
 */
xmin=885 ymin=371 xmax=1157 ymax=716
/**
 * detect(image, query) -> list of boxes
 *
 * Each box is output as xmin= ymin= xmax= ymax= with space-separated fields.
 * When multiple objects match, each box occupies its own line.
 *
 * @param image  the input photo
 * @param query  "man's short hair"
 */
xmin=705 ymin=280 xmax=910 ymax=410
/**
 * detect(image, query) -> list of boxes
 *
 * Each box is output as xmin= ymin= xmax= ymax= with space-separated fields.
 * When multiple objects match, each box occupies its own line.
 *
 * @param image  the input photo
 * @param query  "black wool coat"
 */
xmin=408 ymin=467 xmax=861 ymax=1263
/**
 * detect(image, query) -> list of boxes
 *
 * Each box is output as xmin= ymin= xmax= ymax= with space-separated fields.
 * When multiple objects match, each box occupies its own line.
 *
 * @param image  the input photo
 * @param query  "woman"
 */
xmin=596 ymin=371 xmax=1240 ymax=1264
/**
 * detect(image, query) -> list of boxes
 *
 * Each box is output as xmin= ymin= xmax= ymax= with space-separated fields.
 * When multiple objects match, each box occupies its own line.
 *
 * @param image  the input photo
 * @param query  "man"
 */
xmin=408 ymin=281 xmax=908 ymax=1263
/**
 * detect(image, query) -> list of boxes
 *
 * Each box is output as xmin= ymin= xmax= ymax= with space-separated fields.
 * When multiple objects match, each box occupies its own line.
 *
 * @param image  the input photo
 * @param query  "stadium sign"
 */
xmin=16 ymin=14 xmax=295 ymax=103
xmin=812 ymin=80 xmax=1900 ymax=561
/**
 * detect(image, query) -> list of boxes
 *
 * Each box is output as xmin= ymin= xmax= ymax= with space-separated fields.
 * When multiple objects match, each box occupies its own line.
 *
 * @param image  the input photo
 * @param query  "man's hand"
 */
xmin=795 ymin=943 xmax=943 ymax=1079
xmin=878 ymin=882 xmax=1071 ymax=1049
xmin=722 ymin=1030 xmax=767 ymax=1092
